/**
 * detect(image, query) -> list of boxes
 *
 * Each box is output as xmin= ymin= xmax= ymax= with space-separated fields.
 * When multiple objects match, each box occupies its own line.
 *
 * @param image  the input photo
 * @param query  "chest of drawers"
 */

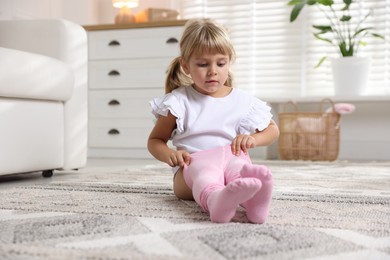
xmin=85 ymin=21 xmax=185 ymax=158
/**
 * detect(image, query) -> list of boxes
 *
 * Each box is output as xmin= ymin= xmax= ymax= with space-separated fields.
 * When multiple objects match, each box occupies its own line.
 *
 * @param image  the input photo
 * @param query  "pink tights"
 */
xmin=183 ymin=145 xmax=273 ymax=223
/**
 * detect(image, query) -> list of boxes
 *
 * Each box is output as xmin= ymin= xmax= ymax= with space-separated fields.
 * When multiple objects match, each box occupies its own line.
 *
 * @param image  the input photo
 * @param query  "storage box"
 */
xmin=135 ymin=8 xmax=179 ymax=23
xmin=278 ymin=99 xmax=341 ymax=161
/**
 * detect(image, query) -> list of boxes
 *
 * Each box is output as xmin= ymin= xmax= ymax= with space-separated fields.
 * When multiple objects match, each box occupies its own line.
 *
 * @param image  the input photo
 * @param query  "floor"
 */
xmin=0 ymin=157 xmax=382 ymax=191
xmin=0 ymin=158 xmax=155 ymax=191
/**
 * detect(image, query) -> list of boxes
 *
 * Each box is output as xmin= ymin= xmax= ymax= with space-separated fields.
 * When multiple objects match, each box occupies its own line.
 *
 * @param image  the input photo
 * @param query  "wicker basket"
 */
xmin=278 ymin=98 xmax=341 ymax=161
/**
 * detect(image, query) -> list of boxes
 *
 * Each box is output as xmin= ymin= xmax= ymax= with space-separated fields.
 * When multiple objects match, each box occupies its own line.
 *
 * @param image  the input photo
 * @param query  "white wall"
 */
xmin=0 ymin=0 xmax=182 ymax=25
xmin=0 ymin=0 xmax=96 ymax=24
xmin=337 ymin=102 xmax=390 ymax=161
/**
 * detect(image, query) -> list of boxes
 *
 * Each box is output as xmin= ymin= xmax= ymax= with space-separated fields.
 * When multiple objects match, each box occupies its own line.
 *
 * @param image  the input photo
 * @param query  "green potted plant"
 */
xmin=288 ymin=0 xmax=385 ymax=96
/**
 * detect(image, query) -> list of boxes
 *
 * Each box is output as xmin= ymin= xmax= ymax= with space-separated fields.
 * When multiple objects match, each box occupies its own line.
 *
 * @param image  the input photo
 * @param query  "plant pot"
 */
xmin=331 ymin=57 xmax=371 ymax=96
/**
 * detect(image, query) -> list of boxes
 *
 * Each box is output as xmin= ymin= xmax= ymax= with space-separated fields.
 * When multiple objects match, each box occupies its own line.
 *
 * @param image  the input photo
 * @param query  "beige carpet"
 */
xmin=0 ymin=160 xmax=389 ymax=260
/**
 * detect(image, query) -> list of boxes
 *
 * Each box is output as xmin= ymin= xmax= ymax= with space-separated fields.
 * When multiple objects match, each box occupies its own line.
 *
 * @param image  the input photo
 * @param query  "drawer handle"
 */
xmin=108 ymin=70 xmax=120 ymax=76
xmin=108 ymin=40 xmax=121 ymax=46
xmin=108 ymin=99 xmax=120 ymax=106
xmin=108 ymin=129 xmax=120 ymax=135
xmin=166 ymin=37 xmax=178 ymax=44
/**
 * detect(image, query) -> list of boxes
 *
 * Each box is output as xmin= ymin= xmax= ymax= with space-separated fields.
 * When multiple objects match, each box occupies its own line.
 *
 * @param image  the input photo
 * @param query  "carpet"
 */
xmin=0 ymin=160 xmax=389 ymax=260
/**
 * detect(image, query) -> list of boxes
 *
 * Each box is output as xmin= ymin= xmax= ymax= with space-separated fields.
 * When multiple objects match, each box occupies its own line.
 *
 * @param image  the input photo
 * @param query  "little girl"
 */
xmin=147 ymin=19 xmax=279 ymax=223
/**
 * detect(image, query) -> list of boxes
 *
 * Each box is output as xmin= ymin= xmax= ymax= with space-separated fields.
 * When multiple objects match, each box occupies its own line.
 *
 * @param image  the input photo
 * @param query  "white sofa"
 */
xmin=0 ymin=19 xmax=88 ymax=177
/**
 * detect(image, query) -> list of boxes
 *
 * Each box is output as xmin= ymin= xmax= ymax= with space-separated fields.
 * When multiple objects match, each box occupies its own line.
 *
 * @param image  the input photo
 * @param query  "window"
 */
xmin=181 ymin=0 xmax=390 ymax=98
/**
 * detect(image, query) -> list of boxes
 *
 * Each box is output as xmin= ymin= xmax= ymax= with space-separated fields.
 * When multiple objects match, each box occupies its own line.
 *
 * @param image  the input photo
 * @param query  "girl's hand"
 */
xmin=231 ymin=134 xmax=256 ymax=156
xmin=166 ymin=150 xmax=191 ymax=167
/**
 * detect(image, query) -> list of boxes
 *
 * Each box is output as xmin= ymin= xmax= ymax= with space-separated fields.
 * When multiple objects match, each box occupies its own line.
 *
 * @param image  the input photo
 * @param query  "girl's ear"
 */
xmin=180 ymin=57 xmax=190 ymax=74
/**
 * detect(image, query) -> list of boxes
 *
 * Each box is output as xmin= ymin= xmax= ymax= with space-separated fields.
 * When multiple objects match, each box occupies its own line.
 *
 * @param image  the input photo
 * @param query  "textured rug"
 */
xmin=0 ymin=160 xmax=389 ymax=260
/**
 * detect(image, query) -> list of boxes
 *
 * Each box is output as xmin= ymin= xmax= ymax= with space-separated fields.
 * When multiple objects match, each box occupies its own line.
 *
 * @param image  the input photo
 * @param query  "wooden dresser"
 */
xmin=84 ymin=21 xmax=186 ymax=158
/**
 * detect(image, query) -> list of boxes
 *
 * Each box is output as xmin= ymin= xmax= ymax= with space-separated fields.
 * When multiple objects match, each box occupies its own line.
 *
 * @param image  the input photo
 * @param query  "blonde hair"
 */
xmin=165 ymin=19 xmax=236 ymax=93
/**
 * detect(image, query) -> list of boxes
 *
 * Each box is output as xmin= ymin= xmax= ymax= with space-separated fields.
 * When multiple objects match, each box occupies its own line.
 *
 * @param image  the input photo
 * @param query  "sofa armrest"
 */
xmin=0 ymin=47 xmax=74 ymax=101
xmin=0 ymin=19 xmax=88 ymax=169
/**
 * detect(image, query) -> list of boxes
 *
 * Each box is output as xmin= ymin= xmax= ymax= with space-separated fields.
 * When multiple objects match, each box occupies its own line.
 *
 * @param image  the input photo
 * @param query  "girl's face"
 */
xmin=181 ymin=52 xmax=230 ymax=97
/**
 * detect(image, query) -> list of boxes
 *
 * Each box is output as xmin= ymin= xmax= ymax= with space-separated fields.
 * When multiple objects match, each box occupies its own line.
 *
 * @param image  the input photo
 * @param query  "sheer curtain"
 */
xmin=181 ymin=0 xmax=390 ymax=98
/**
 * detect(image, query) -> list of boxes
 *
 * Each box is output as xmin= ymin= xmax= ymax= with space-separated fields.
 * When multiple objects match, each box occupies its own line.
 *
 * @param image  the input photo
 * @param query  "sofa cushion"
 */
xmin=0 ymin=47 xmax=74 ymax=102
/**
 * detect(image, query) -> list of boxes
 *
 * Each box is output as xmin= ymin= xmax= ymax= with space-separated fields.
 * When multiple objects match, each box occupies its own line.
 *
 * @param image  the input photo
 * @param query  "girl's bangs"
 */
xmin=192 ymin=33 xmax=233 ymax=58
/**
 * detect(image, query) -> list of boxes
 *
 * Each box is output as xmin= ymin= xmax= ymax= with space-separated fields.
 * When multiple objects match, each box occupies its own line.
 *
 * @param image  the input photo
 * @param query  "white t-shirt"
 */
xmin=150 ymin=85 xmax=273 ymax=153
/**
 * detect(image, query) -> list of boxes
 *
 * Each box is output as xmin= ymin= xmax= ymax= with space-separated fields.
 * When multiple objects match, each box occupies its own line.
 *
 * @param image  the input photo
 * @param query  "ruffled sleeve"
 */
xmin=149 ymin=93 xmax=184 ymax=133
xmin=238 ymin=98 xmax=273 ymax=134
